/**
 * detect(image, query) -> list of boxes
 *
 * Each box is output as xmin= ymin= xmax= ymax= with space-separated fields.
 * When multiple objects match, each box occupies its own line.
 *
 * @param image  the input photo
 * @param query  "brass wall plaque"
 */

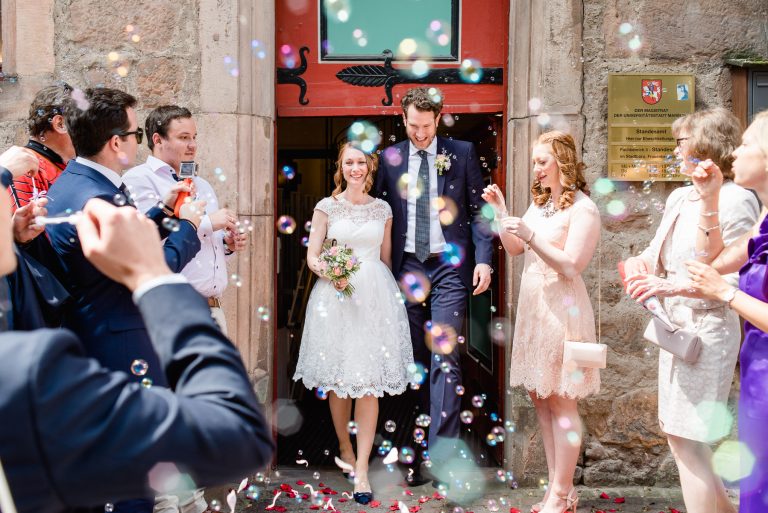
xmin=608 ymin=74 xmax=695 ymax=181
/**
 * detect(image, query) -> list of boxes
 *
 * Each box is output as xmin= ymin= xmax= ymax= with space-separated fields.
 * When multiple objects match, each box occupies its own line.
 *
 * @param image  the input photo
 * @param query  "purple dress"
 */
xmin=738 ymin=214 xmax=768 ymax=512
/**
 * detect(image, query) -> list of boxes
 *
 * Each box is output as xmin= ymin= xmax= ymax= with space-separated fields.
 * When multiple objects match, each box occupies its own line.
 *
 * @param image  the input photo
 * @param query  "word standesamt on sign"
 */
xmin=608 ymin=73 xmax=695 ymax=181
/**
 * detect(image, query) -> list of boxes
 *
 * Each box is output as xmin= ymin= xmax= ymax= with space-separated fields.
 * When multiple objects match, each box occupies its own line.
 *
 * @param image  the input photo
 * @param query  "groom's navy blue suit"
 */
xmin=46 ymin=159 xmax=201 ymax=388
xmin=375 ymin=136 xmax=493 ymax=446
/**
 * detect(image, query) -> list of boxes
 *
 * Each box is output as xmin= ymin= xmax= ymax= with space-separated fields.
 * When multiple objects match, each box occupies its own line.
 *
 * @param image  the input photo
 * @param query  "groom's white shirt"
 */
xmin=404 ymin=137 xmax=447 ymax=253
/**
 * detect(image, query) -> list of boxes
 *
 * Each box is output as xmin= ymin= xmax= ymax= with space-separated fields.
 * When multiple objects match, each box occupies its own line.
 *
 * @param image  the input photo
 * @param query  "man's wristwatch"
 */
xmin=720 ymin=286 xmax=739 ymax=306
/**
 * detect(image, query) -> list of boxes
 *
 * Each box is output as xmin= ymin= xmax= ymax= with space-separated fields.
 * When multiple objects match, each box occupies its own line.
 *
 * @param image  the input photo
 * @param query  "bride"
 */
xmin=294 ymin=141 xmax=414 ymax=504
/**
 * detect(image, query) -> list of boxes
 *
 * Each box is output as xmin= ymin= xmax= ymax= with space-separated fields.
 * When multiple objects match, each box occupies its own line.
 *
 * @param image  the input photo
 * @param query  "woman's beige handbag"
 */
xmin=643 ymin=317 xmax=702 ymax=363
xmin=563 ymin=341 xmax=608 ymax=369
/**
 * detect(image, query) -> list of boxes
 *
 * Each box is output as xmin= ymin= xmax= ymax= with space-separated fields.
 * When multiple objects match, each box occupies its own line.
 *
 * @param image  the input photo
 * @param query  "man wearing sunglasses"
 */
xmin=45 ymin=88 xmax=204 ymax=513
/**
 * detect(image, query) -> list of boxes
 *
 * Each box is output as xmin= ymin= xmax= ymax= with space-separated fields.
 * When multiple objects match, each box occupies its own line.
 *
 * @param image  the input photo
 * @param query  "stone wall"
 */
xmin=577 ymin=0 xmax=768 ymax=486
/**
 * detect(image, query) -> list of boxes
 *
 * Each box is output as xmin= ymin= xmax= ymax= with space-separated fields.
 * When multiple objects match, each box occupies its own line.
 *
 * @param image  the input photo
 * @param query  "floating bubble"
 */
xmin=162 ymin=217 xmax=180 ymax=232
xmin=246 ymin=484 xmax=261 ymax=500
xmin=415 ymin=413 xmax=432 ymax=427
xmin=713 ymin=440 xmax=755 ymax=481
xmin=347 ymin=120 xmax=382 ymax=154
xmin=399 ymin=272 xmax=431 ymax=303
xmin=439 ymin=361 xmax=451 ymax=374
xmin=399 ymin=447 xmax=416 ymax=464
xmin=426 ymin=19 xmax=451 ymax=46
xmin=489 ymin=317 xmax=512 ymax=345
xmin=282 ymin=165 xmax=296 ymax=180
xmin=618 ymin=22 xmax=633 ymax=35
xmin=593 ymin=177 xmax=615 ymax=195
xmin=442 ymin=113 xmax=455 ymax=127
xmin=141 ymin=377 xmax=153 ymax=388
xmin=113 ymin=193 xmax=127 ymax=206
xmin=460 ymin=410 xmax=474 ymax=424
xmin=383 ymin=146 xmax=403 ymax=168
xmin=231 ymin=273 xmax=243 ymax=287
xmin=487 ymin=499 xmax=499 ymax=512
xmin=528 ymin=97 xmax=542 ymax=112
xmin=459 ymin=59 xmax=483 ymax=83
xmin=504 ymin=420 xmax=515 ymax=432
xmin=210 ymin=500 xmax=222 ymax=512
xmin=408 ymin=362 xmax=427 ymax=385
xmin=410 ymin=60 xmax=430 ymax=78
xmin=455 ymin=385 xmax=465 ymax=396
xmin=413 ymin=428 xmax=426 ymax=442
xmin=398 ymin=38 xmax=418 ymax=57
xmin=472 ymin=395 xmax=485 ymax=408
xmin=491 ymin=426 xmax=505 ymax=442
xmin=301 ymin=236 xmax=310 ymax=247
xmin=566 ymin=431 xmax=581 ymax=446
xmin=385 ymin=420 xmax=397 ymax=432
xmin=313 ymin=386 xmax=328 ymax=400
xmin=486 ymin=433 xmax=498 ymax=447
xmin=378 ymin=439 xmax=393 ymax=456
xmin=257 ymin=305 xmax=271 ymax=321
xmin=425 ymin=321 xmax=458 ymax=355
xmin=628 ymin=35 xmax=642 ymax=51
xmin=105 ymin=504 xmax=114 ymax=512
xmin=536 ymin=113 xmax=551 ymax=127
xmin=313 ymin=471 xmax=321 ymax=480
xmin=347 ymin=421 xmax=358 ymax=435
xmin=432 ymin=196 xmax=458 ymax=226
xmin=398 ymin=173 xmax=419 ymax=201
xmin=131 ymin=359 xmax=149 ymax=376
xmin=277 ymin=215 xmax=297 ymax=234
xmin=606 ymin=199 xmax=627 ymax=217
xmin=697 ymin=401 xmax=734 ymax=443
xmin=442 ymin=242 xmax=465 ymax=267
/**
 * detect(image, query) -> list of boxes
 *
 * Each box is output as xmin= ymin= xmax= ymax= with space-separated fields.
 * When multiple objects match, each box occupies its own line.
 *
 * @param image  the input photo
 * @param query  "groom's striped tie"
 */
xmin=415 ymin=150 xmax=431 ymax=262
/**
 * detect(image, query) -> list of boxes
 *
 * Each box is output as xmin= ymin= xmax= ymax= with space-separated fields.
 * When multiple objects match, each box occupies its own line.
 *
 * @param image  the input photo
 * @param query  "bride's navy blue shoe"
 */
xmin=353 ymin=491 xmax=374 ymax=505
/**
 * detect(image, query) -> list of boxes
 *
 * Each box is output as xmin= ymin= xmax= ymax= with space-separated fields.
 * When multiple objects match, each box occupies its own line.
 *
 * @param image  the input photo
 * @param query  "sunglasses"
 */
xmin=117 ymin=127 xmax=144 ymax=144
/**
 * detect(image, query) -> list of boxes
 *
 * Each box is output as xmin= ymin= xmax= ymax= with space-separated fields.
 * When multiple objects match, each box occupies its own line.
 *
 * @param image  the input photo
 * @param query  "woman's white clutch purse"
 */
xmin=563 ymin=341 xmax=607 ymax=369
xmin=642 ymin=317 xmax=702 ymax=363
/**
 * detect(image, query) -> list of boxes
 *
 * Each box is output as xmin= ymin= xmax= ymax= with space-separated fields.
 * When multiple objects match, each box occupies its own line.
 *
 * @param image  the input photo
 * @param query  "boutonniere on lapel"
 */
xmin=435 ymin=149 xmax=453 ymax=176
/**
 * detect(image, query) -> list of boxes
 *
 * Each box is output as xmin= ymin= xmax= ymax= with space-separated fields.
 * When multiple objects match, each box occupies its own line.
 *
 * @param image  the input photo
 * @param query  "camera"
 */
xmin=179 ymin=161 xmax=198 ymax=179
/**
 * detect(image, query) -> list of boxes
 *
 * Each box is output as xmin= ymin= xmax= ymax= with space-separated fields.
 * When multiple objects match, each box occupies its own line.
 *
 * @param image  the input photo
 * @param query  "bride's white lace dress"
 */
xmin=294 ymin=196 xmax=414 ymax=398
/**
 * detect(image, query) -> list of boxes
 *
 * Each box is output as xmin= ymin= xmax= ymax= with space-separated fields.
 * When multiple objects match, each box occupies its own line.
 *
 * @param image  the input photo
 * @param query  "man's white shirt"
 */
xmin=123 ymin=155 xmax=230 ymax=298
xmin=404 ymin=137 xmax=447 ymax=254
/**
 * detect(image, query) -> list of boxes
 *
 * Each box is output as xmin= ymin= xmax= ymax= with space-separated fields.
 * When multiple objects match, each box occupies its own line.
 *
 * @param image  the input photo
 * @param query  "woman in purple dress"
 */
xmin=685 ymin=109 xmax=768 ymax=511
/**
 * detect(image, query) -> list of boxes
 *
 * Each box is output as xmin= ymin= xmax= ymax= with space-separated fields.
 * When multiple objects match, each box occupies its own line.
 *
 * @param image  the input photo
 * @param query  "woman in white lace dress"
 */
xmin=294 ymin=142 xmax=413 ymax=504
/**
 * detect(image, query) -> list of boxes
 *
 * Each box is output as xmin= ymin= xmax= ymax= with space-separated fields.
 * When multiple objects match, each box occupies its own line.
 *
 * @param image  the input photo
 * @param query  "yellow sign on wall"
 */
xmin=608 ymin=74 xmax=695 ymax=181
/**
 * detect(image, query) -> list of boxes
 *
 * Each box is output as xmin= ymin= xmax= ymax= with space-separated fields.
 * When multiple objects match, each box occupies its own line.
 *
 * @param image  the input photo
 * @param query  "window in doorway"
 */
xmin=320 ymin=0 xmax=459 ymax=62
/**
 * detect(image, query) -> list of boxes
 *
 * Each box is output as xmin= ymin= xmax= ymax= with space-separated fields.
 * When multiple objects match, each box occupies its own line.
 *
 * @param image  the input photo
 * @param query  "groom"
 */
xmin=374 ymin=86 xmax=493 ymax=484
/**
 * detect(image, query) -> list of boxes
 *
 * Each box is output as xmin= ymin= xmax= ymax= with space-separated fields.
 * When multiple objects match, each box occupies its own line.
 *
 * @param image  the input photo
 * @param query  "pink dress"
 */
xmin=509 ymin=191 xmax=601 ymax=398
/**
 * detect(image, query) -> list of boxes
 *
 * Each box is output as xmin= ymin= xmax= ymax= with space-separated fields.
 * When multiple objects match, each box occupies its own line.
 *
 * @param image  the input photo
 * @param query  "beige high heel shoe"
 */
xmin=555 ymin=489 xmax=578 ymax=513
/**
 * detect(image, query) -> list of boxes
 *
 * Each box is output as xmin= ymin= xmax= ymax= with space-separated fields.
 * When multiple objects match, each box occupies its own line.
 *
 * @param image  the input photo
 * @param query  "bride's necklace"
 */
xmin=541 ymin=197 xmax=558 ymax=218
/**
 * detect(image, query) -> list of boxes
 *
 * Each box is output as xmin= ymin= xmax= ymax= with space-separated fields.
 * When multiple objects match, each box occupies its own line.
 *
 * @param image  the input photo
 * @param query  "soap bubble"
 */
xmin=347 ymin=421 xmax=358 ymax=435
xmin=460 ymin=410 xmax=474 ymax=424
xmin=131 ymin=359 xmax=149 ymax=376
xmin=399 ymin=447 xmax=416 ymax=464
xmin=257 ymin=306 xmax=271 ymax=321
xmin=246 ymin=485 xmax=260 ymax=500
xmin=492 ymin=426 xmax=505 ymax=442
xmin=399 ymin=272 xmax=431 ymax=303
xmin=455 ymin=385 xmax=465 ymax=396
xmin=347 ymin=120 xmax=382 ymax=154
xmin=141 ymin=378 xmax=153 ymax=388
xmin=282 ymin=165 xmax=296 ymax=180
xmin=378 ymin=439 xmax=393 ymax=456
xmin=486 ymin=433 xmax=498 ymax=446
xmin=385 ymin=420 xmax=397 ymax=432
xmin=324 ymin=0 xmax=351 ymax=22
xmin=413 ymin=428 xmax=426 ymax=442
xmin=426 ymin=19 xmax=451 ymax=46
xmin=434 ymin=196 xmax=458 ymax=226
xmin=113 ymin=193 xmax=127 ymax=206
xmin=277 ymin=215 xmax=297 ymax=234
xmin=606 ymin=199 xmax=627 ymax=217
xmin=415 ymin=413 xmax=432 ymax=427
xmin=471 ymin=395 xmax=485 ymax=408
xmin=162 ymin=218 xmax=180 ymax=232
xmin=618 ymin=22 xmax=633 ymax=35
xmin=425 ymin=321 xmax=458 ymax=355
xmin=408 ymin=362 xmax=427 ymax=385
xmin=315 ymin=387 xmax=328 ymax=400
xmin=593 ymin=177 xmax=615 ymax=195
xmin=628 ymin=35 xmax=642 ymax=51
xmin=441 ymin=242 xmax=465 ymax=267
xmin=459 ymin=59 xmax=483 ymax=83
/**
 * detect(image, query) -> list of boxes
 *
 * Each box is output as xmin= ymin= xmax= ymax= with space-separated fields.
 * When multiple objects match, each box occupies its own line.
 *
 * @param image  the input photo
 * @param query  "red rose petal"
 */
xmin=614 ymin=497 xmax=625 ymax=504
xmin=309 ymin=506 xmax=320 ymax=510
xmin=404 ymin=490 xmax=414 ymax=496
xmin=297 ymin=480 xmax=306 ymax=486
xmin=600 ymin=492 xmax=610 ymax=500
xmin=510 ymin=508 xmax=522 ymax=513
xmin=409 ymin=507 xmax=420 ymax=512
xmin=418 ymin=497 xmax=430 ymax=504
xmin=370 ymin=501 xmax=381 ymax=508
xmin=670 ymin=509 xmax=681 ymax=513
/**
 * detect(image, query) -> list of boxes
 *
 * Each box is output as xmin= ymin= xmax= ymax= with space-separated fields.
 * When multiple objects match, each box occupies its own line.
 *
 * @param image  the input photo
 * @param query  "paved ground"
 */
xmin=205 ymin=468 xmax=702 ymax=513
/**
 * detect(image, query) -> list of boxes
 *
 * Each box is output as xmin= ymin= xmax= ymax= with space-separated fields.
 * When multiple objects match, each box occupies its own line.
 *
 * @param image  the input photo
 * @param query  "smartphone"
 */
xmin=179 ymin=161 xmax=197 ymax=178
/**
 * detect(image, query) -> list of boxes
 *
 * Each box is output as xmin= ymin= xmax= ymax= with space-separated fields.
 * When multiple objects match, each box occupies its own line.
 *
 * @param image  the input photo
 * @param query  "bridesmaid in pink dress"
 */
xmin=483 ymin=131 xmax=601 ymax=513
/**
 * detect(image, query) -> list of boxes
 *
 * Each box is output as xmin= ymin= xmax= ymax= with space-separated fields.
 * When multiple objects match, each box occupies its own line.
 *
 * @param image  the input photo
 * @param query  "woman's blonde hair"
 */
xmin=531 ymin=131 xmax=589 ymax=210
xmin=671 ymin=107 xmax=742 ymax=180
xmin=332 ymin=142 xmax=378 ymax=197
xmin=748 ymin=109 xmax=768 ymax=160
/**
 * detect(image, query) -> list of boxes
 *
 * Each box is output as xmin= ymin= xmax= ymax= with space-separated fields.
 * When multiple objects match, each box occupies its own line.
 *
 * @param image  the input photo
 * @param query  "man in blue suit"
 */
xmin=46 ymin=88 xmax=202 ymax=391
xmin=0 ymin=153 xmax=273 ymax=512
xmin=374 ymin=87 xmax=494 ymax=485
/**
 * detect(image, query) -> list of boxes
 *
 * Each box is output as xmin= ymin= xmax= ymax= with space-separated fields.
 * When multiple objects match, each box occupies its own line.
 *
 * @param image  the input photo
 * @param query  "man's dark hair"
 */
xmin=401 ymin=87 xmax=444 ymax=118
xmin=145 ymin=105 xmax=193 ymax=151
xmin=64 ymin=88 xmax=137 ymax=158
xmin=27 ymin=83 xmax=73 ymax=137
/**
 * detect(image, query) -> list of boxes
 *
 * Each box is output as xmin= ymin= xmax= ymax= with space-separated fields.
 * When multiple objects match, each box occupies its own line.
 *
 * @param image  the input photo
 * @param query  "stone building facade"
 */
xmin=1 ymin=0 xmax=766 ymax=486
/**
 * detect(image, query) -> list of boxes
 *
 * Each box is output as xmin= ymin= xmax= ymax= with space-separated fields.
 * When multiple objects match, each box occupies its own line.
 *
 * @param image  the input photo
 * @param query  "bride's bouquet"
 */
xmin=319 ymin=240 xmax=361 ymax=297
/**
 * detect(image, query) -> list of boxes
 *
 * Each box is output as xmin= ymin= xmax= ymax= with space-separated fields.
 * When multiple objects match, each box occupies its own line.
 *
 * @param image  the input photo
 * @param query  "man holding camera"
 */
xmin=124 ymin=105 xmax=247 ymax=335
